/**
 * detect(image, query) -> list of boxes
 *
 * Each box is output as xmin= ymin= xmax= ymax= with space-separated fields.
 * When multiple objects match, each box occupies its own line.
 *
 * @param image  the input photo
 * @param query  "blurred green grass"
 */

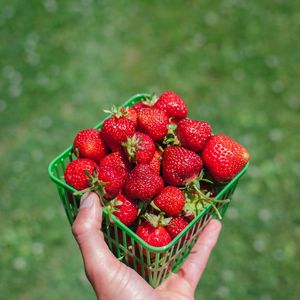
xmin=0 ymin=0 xmax=299 ymax=299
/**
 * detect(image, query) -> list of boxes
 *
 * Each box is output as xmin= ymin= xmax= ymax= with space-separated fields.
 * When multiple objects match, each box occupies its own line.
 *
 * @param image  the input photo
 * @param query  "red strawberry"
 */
xmin=183 ymin=212 xmax=195 ymax=222
xmin=99 ymin=150 xmax=132 ymax=178
xmin=121 ymin=132 xmax=155 ymax=164
xmin=64 ymin=158 xmax=100 ymax=191
xmin=109 ymin=193 xmax=138 ymax=226
xmin=73 ymin=128 xmax=108 ymax=163
xmin=176 ymin=119 xmax=212 ymax=152
xmin=120 ymin=107 xmax=138 ymax=126
xmin=132 ymin=95 xmax=157 ymax=112
xmin=202 ymin=134 xmax=250 ymax=182
xmin=124 ymin=164 xmax=164 ymax=201
xmin=137 ymin=108 xmax=169 ymax=141
xmin=149 ymin=150 xmax=162 ymax=175
xmin=162 ymin=146 xmax=203 ymax=186
xmin=153 ymin=186 xmax=185 ymax=217
xmin=98 ymin=165 xmax=126 ymax=200
xmin=182 ymin=197 xmax=203 ymax=222
xmin=132 ymin=101 xmax=151 ymax=112
xmin=153 ymin=91 xmax=188 ymax=119
xmin=101 ymin=109 xmax=136 ymax=151
xmin=167 ymin=217 xmax=188 ymax=238
xmin=136 ymin=221 xmax=171 ymax=247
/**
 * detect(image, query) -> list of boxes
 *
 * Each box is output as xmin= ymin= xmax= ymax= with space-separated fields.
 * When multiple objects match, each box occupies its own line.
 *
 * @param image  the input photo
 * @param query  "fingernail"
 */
xmin=80 ymin=192 xmax=94 ymax=208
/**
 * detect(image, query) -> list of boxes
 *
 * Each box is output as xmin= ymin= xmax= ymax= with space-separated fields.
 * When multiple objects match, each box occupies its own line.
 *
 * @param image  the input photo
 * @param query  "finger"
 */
xmin=72 ymin=192 xmax=119 ymax=286
xmin=179 ymin=219 xmax=222 ymax=289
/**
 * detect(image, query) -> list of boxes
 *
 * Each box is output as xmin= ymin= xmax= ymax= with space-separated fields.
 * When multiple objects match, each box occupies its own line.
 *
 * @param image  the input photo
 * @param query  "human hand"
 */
xmin=72 ymin=192 xmax=222 ymax=300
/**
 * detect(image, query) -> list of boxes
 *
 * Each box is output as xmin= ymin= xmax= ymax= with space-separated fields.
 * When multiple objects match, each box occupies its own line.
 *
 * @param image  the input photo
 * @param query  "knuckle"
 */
xmin=72 ymin=218 xmax=94 ymax=239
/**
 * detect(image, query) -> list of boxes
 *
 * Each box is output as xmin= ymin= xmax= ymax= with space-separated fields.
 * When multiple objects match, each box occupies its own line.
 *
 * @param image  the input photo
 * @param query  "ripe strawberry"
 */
xmin=64 ymin=158 xmax=100 ymax=191
xmin=182 ymin=197 xmax=203 ymax=222
xmin=153 ymin=186 xmax=185 ymax=217
xmin=121 ymin=132 xmax=155 ymax=164
xmin=176 ymin=119 xmax=212 ymax=152
xmin=132 ymin=95 xmax=157 ymax=112
xmin=202 ymin=134 xmax=250 ymax=182
xmin=137 ymin=108 xmax=169 ymax=141
xmin=183 ymin=212 xmax=195 ymax=222
xmin=149 ymin=150 xmax=162 ymax=175
xmin=98 ymin=165 xmax=126 ymax=200
xmin=162 ymin=146 xmax=203 ymax=186
xmin=136 ymin=221 xmax=171 ymax=247
xmin=132 ymin=101 xmax=151 ymax=112
xmin=166 ymin=217 xmax=188 ymax=238
xmin=108 ymin=193 xmax=138 ymax=226
xmin=101 ymin=109 xmax=136 ymax=151
xmin=153 ymin=91 xmax=188 ymax=119
xmin=99 ymin=150 xmax=132 ymax=175
xmin=73 ymin=128 xmax=108 ymax=163
xmin=124 ymin=164 xmax=164 ymax=201
xmin=120 ymin=107 xmax=138 ymax=126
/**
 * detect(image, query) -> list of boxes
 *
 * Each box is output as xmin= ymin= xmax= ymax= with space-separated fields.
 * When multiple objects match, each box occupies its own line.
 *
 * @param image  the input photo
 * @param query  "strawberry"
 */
xmin=99 ymin=150 xmax=132 ymax=176
xmin=120 ymin=107 xmax=138 ymax=126
xmin=132 ymin=95 xmax=157 ymax=112
xmin=73 ymin=128 xmax=108 ymax=163
xmin=121 ymin=132 xmax=155 ymax=164
xmin=132 ymin=101 xmax=151 ymax=112
xmin=202 ymin=134 xmax=250 ymax=182
xmin=64 ymin=158 xmax=100 ymax=191
xmin=182 ymin=196 xmax=203 ymax=222
xmin=124 ymin=164 xmax=164 ymax=201
xmin=153 ymin=186 xmax=185 ymax=217
xmin=176 ymin=119 xmax=212 ymax=152
xmin=101 ymin=108 xmax=136 ymax=151
xmin=98 ymin=165 xmax=126 ymax=200
xmin=107 ymin=193 xmax=138 ymax=226
xmin=153 ymin=91 xmax=188 ymax=119
xmin=183 ymin=212 xmax=195 ymax=222
xmin=167 ymin=217 xmax=188 ymax=238
xmin=137 ymin=108 xmax=169 ymax=141
xmin=149 ymin=150 xmax=162 ymax=175
xmin=136 ymin=220 xmax=171 ymax=247
xmin=162 ymin=146 xmax=203 ymax=186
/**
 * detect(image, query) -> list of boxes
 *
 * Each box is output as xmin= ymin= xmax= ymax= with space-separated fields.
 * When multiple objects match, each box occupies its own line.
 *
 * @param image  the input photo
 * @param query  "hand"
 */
xmin=72 ymin=192 xmax=222 ymax=300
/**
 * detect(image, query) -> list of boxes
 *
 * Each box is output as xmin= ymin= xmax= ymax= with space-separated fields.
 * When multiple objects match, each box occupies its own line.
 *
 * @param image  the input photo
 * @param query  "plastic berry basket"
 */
xmin=48 ymin=93 xmax=249 ymax=288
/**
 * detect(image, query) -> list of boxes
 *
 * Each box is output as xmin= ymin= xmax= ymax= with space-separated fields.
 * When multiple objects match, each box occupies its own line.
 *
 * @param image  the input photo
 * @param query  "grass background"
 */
xmin=0 ymin=0 xmax=299 ymax=299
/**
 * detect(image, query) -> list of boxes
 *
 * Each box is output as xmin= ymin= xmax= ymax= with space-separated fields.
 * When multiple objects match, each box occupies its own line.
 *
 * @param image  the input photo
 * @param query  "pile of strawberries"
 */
xmin=64 ymin=91 xmax=250 ymax=248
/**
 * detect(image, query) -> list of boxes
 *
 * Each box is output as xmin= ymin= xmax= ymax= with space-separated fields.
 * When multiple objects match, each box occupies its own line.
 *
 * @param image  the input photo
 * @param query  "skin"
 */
xmin=72 ymin=192 xmax=222 ymax=300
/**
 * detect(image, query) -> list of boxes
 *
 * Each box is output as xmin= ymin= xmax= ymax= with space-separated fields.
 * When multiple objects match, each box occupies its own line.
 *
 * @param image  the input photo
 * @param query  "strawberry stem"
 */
xmin=104 ymin=105 xmax=128 ymax=118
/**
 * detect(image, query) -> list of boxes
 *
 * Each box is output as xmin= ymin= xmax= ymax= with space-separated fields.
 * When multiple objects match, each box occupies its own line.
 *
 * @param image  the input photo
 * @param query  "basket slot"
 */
xmin=155 ymin=251 xmax=171 ymax=287
xmin=113 ymin=224 xmax=121 ymax=258
xmin=57 ymin=187 xmax=74 ymax=224
xmin=151 ymin=252 xmax=163 ymax=287
xmin=129 ymin=236 xmax=138 ymax=271
xmin=137 ymin=244 xmax=147 ymax=280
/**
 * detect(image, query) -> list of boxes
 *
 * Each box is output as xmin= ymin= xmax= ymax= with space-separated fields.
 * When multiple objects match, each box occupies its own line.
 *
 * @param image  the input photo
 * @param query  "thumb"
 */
xmin=72 ymin=192 xmax=119 ymax=287
xmin=72 ymin=192 xmax=103 ymax=240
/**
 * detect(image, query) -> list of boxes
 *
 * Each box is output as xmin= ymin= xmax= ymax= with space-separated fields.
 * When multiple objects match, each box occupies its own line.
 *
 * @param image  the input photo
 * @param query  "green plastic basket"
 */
xmin=48 ymin=93 xmax=249 ymax=287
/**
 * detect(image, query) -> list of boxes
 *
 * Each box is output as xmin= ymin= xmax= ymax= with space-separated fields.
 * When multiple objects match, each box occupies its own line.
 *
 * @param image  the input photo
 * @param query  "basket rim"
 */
xmin=48 ymin=93 xmax=249 ymax=252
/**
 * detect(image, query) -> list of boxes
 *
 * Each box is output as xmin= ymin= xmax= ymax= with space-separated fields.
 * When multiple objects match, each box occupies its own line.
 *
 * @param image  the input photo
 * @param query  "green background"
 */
xmin=0 ymin=0 xmax=299 ymax=299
